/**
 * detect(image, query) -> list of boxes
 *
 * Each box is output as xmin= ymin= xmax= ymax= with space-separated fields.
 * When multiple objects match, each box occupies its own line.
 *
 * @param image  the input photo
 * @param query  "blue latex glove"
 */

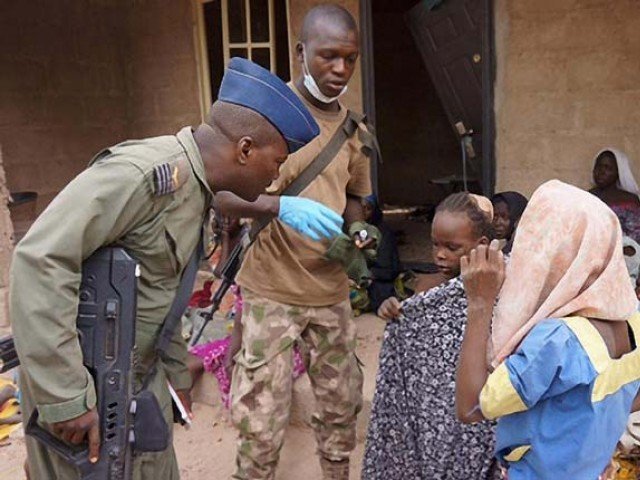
xmin=278 ymin=196 xmax=344 ymax=242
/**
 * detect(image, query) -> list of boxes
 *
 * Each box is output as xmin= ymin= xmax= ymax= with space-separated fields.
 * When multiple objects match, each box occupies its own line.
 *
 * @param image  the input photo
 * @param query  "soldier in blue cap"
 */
xmin=10 ymin=58 xmax=340 ymax=480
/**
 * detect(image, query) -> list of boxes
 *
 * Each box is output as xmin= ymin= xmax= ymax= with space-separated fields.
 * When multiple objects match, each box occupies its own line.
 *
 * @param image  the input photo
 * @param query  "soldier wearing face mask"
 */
xmin=228 ymin=5 xmax=376 ymax=480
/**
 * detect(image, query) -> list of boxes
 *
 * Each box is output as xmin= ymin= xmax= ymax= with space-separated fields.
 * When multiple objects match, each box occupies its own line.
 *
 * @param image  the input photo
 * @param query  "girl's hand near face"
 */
xmin=377 ymin=297 xmax=402 ymax=321
xmin=461 ymin=240 xmax=506 ymax=311
xmin=456 ymin=240 xmax=504 ymax=424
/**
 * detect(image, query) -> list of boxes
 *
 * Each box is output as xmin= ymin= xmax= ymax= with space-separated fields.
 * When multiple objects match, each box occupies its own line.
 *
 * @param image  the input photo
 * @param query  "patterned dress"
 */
xmin=611 ymin=204 xmax=640 ymax=244
xmin=363 ymin=277 xmax=499 ymax=480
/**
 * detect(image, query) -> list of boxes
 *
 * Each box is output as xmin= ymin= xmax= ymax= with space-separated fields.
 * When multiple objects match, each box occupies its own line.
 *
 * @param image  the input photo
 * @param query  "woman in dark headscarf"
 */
xmin=491 ymin=192 xmax=528 ymax=253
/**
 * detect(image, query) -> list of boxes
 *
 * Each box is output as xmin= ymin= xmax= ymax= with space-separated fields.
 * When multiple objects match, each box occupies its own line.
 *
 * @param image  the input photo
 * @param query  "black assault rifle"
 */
xmin=26 ymin=247 xmax=138 ymax=480
xmin=189 ymin=240 xmax=244 ymax=346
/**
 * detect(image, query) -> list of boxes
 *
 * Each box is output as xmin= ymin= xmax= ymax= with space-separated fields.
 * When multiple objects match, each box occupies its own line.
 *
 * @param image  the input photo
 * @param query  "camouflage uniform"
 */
xmin=232 ymin=81 xmax=372 ymax=478
xmin=230 ymin=288 xmax=363 ymax=479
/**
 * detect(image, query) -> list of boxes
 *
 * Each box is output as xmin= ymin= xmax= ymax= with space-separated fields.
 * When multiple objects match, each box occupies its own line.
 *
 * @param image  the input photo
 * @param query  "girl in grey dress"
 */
xmin=363 ymin=193 xmax=500 ymax=480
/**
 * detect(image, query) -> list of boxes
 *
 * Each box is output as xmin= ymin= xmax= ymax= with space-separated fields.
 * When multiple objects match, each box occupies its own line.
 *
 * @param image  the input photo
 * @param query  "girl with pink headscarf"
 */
xmin=455 ymin=180 xmax=640 ymax=479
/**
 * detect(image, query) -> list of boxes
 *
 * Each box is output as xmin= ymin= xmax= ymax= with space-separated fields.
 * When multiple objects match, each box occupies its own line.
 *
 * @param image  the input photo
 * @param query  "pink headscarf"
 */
xmin=491 ymin=180 xmax=638 ymax=366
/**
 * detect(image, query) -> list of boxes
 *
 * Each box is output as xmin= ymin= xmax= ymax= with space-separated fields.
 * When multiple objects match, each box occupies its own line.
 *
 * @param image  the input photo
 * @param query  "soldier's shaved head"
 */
xmin=207 ymin=101 xmax=284 ymax=149
xmin=294 ymin=4 xmax=359 ymax=109
xmin=300 ymin=4 xmax=358 ymax=43
xmin=198 ymin=100 xmax=288 ymax=201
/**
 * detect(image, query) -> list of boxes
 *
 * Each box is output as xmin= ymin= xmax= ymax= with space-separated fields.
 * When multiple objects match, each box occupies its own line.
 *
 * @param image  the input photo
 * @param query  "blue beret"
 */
xmin=218 ymin=57 xmax=319 ymax=153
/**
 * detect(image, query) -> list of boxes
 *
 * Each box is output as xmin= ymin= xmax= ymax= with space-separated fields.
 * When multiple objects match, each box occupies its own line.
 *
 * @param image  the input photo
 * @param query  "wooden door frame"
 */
xmin=359 ymin=0 xmax=496 ymax=196
xmin=359 ymin=0 xmax=378 ymax=196
xmin=481 ymin=0 xmax=495 ymax=196
xmin=191 ymin=0 xmax=292 ymax=122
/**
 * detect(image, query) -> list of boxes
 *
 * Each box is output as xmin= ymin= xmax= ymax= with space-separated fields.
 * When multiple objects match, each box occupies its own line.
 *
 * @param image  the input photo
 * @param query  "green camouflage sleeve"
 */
xmin=10 ymin=160 xmax=153 ymax=423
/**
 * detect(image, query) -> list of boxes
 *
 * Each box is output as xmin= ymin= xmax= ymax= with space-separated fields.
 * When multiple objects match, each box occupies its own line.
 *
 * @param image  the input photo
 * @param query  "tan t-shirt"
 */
xmin=236 ymin=85 xmax=372 ymax=306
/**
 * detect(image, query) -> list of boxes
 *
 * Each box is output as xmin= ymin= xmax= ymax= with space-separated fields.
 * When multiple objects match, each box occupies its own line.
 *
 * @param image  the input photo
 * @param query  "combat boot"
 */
xmin=319 ymin=457 xmax=349 ymax=480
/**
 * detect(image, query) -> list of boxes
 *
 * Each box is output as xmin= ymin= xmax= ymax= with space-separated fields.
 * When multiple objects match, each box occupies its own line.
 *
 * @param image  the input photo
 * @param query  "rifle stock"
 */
xmin=0 ymin=336 xmax=18 ymax=374
xmin=26 ymin=247 xmax=138 ymax=480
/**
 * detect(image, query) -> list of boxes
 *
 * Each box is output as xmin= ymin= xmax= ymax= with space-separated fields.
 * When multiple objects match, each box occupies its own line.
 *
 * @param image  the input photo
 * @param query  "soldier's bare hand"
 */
xmin=377 ymin=297 xmax=402 ymax=321
xmin=51 ymin=407 xmax=100 ymax=463
xmin=176 ymin=389 xmax=194 ymax=420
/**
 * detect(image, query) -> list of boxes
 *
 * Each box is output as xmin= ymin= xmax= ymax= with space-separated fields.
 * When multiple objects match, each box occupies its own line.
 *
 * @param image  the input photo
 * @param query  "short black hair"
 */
xmin=436 ymin=192 xmax=495 ymax=240
xmin=300 ymin=4 xmax=358 ymax=42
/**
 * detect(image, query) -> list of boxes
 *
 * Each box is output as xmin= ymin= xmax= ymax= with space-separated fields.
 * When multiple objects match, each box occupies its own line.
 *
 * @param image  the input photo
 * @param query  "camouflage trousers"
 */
xmin=230 ymin=288 xmax=363 ymax=480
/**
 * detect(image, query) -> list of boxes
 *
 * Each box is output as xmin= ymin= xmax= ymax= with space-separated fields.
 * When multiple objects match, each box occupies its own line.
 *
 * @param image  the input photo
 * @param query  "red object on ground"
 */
xmin=189 ymin=280 xmax=213 ymax=308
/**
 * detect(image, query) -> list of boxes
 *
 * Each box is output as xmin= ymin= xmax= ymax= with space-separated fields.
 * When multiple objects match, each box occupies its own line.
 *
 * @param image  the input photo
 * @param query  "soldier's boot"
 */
xmin=319 ymin=457 xmax=349 ymax=480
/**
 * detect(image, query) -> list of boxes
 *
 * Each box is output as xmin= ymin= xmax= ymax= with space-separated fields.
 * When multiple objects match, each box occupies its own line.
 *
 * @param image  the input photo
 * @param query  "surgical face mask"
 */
xmin=301 ymin=45 xmax=348 ymax=104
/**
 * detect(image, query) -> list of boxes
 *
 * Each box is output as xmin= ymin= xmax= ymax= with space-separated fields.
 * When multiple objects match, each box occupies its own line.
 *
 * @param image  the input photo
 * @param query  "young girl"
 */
xmin=363 ymin=192 xmax=500 ymax=480
xmin=456 ymin=180 xmax=640 ymax=480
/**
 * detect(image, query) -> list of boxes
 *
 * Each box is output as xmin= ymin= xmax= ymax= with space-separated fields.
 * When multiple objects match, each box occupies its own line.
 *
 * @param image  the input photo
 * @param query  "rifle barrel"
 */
xmin=190 ymin=279 xmax=234 ymax=347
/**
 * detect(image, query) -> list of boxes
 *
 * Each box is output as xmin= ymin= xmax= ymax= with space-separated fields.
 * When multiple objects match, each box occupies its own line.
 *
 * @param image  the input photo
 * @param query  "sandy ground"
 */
xmin=0 ymin=314 xmax=386 ymax=480
xmin=0 ymin=213 xmax=430 ymax=479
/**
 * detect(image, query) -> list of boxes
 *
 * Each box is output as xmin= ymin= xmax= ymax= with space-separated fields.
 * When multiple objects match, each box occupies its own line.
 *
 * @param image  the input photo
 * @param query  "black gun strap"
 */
xmin=139 ymin=220 xmax=206 ymax=391
xmin=249 ymin=109 xmax=365 ymax=241
xmin=154 ymin=234 xmax=204 ymax=355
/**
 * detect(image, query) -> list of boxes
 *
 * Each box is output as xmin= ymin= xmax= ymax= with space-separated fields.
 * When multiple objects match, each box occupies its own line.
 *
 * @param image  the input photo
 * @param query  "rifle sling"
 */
xmin=141 ymin=222 xmax=206 ymax=390
xmin=150 ymin=109 xmax=367 ymax=383
xmin=249 ymin=109 xmax=363 ymax=241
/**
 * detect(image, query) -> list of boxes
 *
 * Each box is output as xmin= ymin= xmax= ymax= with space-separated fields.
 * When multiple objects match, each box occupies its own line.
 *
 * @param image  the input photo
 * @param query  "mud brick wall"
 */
xmin=0 ymin=148 xmax=13 ymax=327
xmin=126 ymin=0 xmax=202 ymax=138
xmin=494 ymin=0 xmax=640 ymax=196
xmin=0 ymin=1 xmax=203 ymax=214
xmin=0 ymin=1 xmax=129 ymax=212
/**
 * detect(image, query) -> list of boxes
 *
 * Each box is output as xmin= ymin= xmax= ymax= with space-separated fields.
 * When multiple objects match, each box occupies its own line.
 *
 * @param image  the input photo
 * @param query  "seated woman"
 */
xmin=363 ymin=192 xmax=500 ymax=480
xmin=491 ymin=191 xmax=528 ymax=253
xmin=590 ymin=148 xmax=640 ymax=243
xmin=456 ymin=180 xmax=640 ymax=480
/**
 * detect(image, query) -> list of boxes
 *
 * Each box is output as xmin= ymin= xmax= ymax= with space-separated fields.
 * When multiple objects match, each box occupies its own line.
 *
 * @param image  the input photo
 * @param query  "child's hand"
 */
xmin=461 ymin=240 xmax=505 ymax=309
xmin=354 ymin=236 xmax=376 ymax=250
xmin=377 ymin=297 xmax=402 ymax=321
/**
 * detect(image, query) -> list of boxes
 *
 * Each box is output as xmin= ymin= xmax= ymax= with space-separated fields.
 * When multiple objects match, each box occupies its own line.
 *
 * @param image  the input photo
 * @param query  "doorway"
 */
xmin=360 ymin=0 xmax=494 ymax=264
xmin=372 ymin=0 xmax=462 ymax=208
